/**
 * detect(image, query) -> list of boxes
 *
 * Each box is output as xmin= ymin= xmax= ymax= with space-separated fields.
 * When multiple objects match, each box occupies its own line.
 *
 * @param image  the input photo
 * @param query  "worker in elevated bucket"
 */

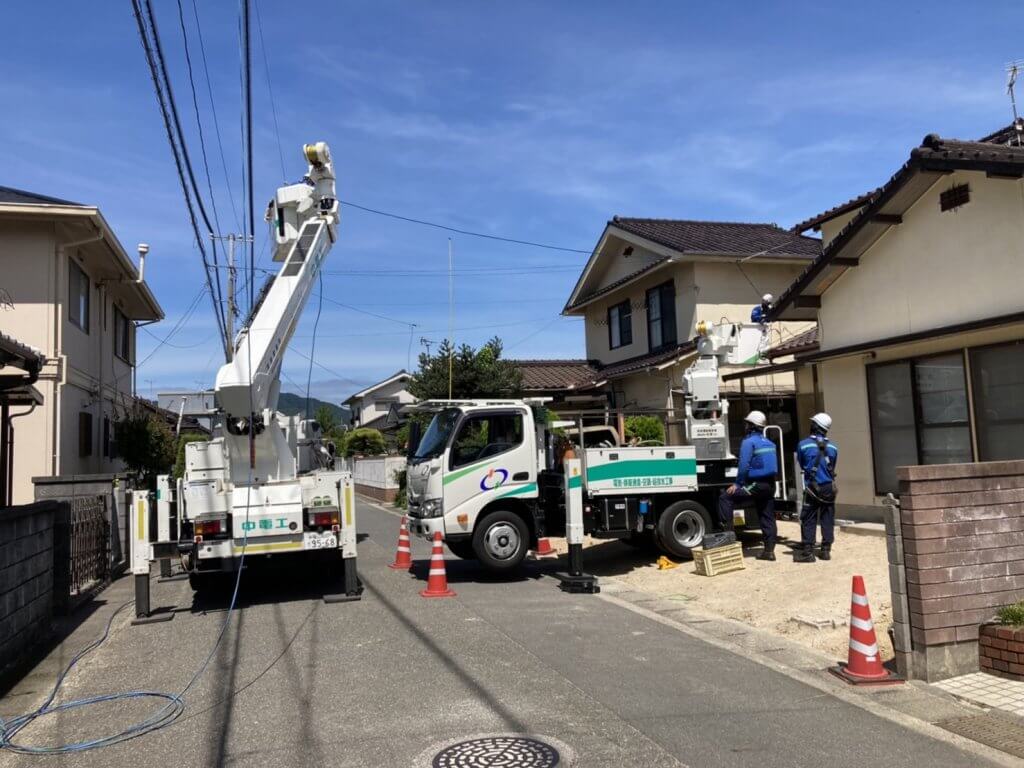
xmin=794 ymin=413 xmax=839 ymax=563
xmin=718 ymin=410 xmax=779 ymax=561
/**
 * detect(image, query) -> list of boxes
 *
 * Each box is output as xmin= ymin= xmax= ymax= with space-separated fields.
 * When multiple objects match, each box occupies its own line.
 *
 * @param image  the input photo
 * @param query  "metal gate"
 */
xmin=66 ymin=496 xmax=110 ymax=599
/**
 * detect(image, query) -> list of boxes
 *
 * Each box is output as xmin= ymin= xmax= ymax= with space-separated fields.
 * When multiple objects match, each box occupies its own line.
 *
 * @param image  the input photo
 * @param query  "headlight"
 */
xmin=421 ymin=498 xmax=444 ymax=518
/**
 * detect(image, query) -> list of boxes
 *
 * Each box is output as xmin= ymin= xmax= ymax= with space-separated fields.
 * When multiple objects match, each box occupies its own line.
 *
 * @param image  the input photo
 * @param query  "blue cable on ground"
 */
xmin=0 ymin=496 xmax=252 ymax=755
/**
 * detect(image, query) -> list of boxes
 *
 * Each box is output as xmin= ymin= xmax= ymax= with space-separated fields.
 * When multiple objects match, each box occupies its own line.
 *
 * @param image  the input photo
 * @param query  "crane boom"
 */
xmin=215 ymin=141 xmax=339 ymax=420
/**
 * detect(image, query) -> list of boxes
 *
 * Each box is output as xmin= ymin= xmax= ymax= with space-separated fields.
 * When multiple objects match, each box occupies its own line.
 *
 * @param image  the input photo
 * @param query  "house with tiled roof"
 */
xmin=561 ymin=216 xmax=818 ymax=447
xmin=764 ymin=122 xmax=1024 ymax=519
xmin=0 ymin=185 xmax=163 ymax=504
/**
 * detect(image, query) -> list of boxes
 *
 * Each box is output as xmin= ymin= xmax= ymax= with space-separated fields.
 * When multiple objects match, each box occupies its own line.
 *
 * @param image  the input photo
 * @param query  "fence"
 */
xmin=63 ymin=496 xmax=110 ymax=606
xmin=353 ymin=456 xmax=406 ymax=502
xmin=887 ymin=459 xmax=1024 ymax=682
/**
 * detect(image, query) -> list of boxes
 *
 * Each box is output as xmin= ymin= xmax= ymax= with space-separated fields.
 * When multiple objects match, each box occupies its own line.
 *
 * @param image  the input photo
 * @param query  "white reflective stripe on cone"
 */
xmin=851 ymin=592 xmax=869 ymax=606
xmin=429 ymin=569 xmax=447 ymax=576
xmin=850 ymin=616 xmax=874 ymax=631
xmin=849 ymin=638 xmax=879 ymax=657
xmin=397 ymin=547 xmax=411 ymax=553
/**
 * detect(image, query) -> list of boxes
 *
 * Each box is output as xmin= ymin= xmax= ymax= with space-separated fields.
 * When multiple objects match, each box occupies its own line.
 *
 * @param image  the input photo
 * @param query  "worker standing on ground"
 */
xmin=718 ymin=411 xmax=779 ymax=561
xmin=795 ymin=413 xmax=838 ymax=563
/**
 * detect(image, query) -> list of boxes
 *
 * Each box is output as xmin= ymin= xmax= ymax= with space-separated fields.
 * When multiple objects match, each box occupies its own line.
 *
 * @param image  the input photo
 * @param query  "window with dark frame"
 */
xmin=646 ymin=280 xmax=677 ymax=352
xmin=970 ymin=341 xmax=1024 ymax=462
xmin=114 ymin=306 xmax=132 ymax=363
xmin=607 ymin=300 xmax=632 ymax=349
xmin=69 ymin=259 xmax=90 ymax=333
xmin=449 ymin=411 xmax=524 ymax=470
xmin=102 ymin=416 xmax=110 ymax=458
xmin=866 ymin=353 xmax=972 ymax=495
xmin=79 ymin=412 xmax=93 ymax=458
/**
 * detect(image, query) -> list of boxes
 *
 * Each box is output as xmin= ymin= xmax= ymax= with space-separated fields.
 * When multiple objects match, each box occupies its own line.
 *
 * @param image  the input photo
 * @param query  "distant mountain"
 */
xmin=277 ymin=392 xmax=351 ymax=423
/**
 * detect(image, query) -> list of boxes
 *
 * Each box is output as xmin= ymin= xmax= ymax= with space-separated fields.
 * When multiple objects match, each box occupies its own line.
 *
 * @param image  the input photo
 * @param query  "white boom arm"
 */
xmin=681 ymin=320 xmax=766 ymax=460
xmin=216 ymin=142 xmax=339 ymax=421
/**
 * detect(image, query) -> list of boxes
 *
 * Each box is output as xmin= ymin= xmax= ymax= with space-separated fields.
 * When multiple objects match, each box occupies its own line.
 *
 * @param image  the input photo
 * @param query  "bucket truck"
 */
xmin=403 ymin=318 xmax=774 ymax=577
xmin=130 ymin=142 xmax=361 ymax=604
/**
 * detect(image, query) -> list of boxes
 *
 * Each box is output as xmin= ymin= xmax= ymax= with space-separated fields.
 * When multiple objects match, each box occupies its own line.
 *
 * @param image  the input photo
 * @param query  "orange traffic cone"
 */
xmin=533 ymin=537 xmax=555 ymax=557
xmin=831 ymin=575 xmax=902 ymax=686
xmin=420 ymin=531 xmax=456 ymax=598
xmin=388 ymin=516 xmax=413 ymax=570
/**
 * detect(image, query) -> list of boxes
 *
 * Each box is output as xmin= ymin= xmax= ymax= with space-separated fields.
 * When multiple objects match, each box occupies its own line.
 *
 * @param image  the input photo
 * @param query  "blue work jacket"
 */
xmin=798 ymin=435 xmax=838 ymax=485
xmin=735 ymin=432 xmax=778 ymax=486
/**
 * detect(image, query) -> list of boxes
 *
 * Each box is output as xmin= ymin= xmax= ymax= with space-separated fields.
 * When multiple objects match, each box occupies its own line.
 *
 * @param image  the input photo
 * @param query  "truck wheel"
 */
xmin=446 ymin=540 xmax=476 ymax=560
xmin=472 ymin=510 xmax=529 ymax=572
xmin=656 ymin=501 xmax=712 ymax=558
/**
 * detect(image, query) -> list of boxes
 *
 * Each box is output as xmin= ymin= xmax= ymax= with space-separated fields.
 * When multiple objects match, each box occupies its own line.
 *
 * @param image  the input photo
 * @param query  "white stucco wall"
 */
xmin=818 ymin=171 xmax=1024 ymax=352
xmin=352 ymin=375 xmax=415 ymax=426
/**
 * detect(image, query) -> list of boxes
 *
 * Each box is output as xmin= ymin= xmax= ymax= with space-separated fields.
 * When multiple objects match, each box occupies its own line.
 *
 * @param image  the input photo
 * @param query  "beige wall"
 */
xmin=582 ymin=258 xmax=812 ymax=366
xmin=353 ymin=376 xmax=415 ymax=426
xmin=819 ymin=171 xmax=1024 ymax=352
xmin=820 ymin=322 xmax=1024 ymax=513
xmin=818 ymin=208 xmax=862 ymax=246
xmin=1 ymin=221 xmax=136 ymax=503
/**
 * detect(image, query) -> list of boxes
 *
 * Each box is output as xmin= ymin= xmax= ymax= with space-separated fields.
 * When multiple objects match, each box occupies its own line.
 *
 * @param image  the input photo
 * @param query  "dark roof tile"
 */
xmin=611 ymin=217 xmax=821 ymax=259
xmin=513 ymin=359 xmax=601 ymax=391
xmin=0 ymin=185 xmax=80 ymax=206
xmin=790 ymin=190 xmax=879 ymax=234
xmin=766 ymin=326 xmax=818 ymax=360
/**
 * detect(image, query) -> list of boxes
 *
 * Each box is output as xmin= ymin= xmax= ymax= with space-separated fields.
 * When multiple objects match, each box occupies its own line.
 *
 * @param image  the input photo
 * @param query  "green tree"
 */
xmin=624 ymin=415 xmax=665 ymax=445
xmin=343 ymin=428 xmax=386 ymax=457
xmin=409 ymin=337 xmax=522 ymax=400
xmin=113 ymin=409 xmax=177 ymax=486
xmin=314 ymin=404 xmax=347 ymax=442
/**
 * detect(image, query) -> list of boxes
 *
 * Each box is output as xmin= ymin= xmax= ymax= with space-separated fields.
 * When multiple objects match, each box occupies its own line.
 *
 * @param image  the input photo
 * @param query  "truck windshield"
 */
xmin=413 ymin=408 xmax=460 ymax=461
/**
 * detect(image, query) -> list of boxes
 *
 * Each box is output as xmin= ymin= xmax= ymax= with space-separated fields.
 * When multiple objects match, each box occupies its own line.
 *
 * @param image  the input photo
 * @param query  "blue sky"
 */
xmin=0 ymin=1 xmax=1018 ymax=402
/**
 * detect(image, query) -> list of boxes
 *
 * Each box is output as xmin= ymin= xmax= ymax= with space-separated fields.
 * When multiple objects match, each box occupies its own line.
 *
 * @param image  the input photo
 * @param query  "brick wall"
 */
xmin=890 ymin=460 xmax=1024 ymax=681
xmin=979 ymin=624 xmax=1024 ymax=680
xmin=0 ymin=501 xmax=58 ymax=680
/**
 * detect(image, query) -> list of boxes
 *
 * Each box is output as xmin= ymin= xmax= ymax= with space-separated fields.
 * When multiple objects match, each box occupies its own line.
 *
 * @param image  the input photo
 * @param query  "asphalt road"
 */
xmin=0 ymin=499 xmax=1006 ymax=767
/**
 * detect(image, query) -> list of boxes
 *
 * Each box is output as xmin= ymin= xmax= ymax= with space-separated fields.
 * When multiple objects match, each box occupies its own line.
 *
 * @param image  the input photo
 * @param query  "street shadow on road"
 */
xmin=186 ymin=560 xmax=348 ymax=613
xmin=407 ymin=556 xmax=557 ymax=585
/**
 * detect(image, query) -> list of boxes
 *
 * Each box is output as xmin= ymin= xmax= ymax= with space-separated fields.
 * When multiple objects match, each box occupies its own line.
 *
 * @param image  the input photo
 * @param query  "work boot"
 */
xmin=756 ymin=543 xmax=776 ymax=562
xmin=793 ymin=544 xmax=816 ymax=563
xmin=819 ymin=544 xmax=832 ymax=561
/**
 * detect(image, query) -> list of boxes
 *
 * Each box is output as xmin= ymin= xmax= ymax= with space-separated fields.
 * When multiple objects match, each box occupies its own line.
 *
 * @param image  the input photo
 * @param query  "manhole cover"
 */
xmin=432 ymin=735 xmax=560 ymax=767
xmin=938 ymin=712 xmax=1024 ymax=759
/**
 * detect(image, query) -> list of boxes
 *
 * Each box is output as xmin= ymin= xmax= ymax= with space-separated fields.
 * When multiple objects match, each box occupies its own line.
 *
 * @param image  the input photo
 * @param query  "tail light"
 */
xmin=194 ymin=519 xmax=225 ymax=538
xmin=307 ymin=510 xmax=340 ymax=529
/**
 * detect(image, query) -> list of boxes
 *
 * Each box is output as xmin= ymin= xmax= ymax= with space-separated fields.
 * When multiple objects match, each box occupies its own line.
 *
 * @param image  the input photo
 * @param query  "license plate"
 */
xmin=304 ymin=532 xmax=337 ymax=550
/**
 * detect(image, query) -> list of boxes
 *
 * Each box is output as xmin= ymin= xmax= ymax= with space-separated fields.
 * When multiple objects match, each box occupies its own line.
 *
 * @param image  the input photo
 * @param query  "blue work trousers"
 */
xmin=800 ymin=488 xmax=835 ymax=546
xmin=718 ymin=481 xmax=776 ymax=545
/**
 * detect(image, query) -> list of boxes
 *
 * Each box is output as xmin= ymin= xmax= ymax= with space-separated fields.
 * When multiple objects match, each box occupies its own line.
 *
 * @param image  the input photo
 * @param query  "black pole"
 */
xmin=1 ymin=401 xmax=9 ymax=506
xmin=243 ymin=0 xmax=254 ymax=313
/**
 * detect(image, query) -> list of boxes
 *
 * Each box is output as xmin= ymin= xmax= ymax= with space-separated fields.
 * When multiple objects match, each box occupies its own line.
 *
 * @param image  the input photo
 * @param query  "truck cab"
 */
xmin=406 ymin=400 xmax=544 ymax=571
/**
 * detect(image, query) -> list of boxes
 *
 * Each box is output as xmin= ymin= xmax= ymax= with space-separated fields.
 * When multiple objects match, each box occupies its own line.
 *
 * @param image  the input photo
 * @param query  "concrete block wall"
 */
xmin=892 ymin=459 xmax=1024 ymax=681
xmin=0 ymin=501 xmax=57 ymax=679
xmin=353 ymin=457 xmax=406 ymax=502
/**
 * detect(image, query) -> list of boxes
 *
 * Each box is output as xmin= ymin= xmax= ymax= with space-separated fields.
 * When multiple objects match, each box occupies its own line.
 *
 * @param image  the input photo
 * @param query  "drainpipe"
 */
xmin=54 ymin=225 xmax=104 ymax=475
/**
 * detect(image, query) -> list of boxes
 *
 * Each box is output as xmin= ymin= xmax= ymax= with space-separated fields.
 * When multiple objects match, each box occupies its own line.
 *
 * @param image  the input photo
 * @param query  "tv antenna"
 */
xmin=1007 ymin=60 xmax=1023 ymax=122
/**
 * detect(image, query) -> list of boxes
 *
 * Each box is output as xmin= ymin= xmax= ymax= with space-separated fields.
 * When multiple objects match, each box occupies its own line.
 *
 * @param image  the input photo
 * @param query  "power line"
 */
xmin=175 ymin=0 xmax=226 ymax=253
xmin=130 ymin=0 xmax=229 ymax=360
xmin=338 ymin=198 xmax=592 ymax=254
xmin=190 ymin=0 xmax=241 ymax=232
xmin=304 ymin=273 xmax=324 ymax=418
xmin=253 ymin=0 xmax=286 ymax=182
xmin=242 ymin=0 xmax=255 ymax=313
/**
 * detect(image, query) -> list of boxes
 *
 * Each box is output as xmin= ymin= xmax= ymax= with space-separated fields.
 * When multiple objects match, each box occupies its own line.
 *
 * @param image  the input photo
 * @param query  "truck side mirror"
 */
xmin=407 ymin=420 xmax=421 ymax=458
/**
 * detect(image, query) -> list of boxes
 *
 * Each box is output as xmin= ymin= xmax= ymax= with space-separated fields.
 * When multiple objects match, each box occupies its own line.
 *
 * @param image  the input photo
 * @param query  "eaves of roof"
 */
xmin=769 ymin=134 xmax=1024 ymax=321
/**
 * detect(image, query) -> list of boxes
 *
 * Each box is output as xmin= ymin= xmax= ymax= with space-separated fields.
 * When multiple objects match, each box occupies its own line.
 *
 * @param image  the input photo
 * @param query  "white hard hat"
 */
xmin=744 ymin=410 xmax=767 ymax=428
xmin=811 ymin=412 xmax=832 ymax=432
xmin=761 ymin=293 xmax=773 ymax=304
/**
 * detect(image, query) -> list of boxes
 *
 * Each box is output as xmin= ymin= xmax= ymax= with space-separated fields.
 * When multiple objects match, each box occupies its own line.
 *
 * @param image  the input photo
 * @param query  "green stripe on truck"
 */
xmin=586 ymin=458 xmax=697 ymax=482
xmin=496 ymin=482 xmax=537 ymax=499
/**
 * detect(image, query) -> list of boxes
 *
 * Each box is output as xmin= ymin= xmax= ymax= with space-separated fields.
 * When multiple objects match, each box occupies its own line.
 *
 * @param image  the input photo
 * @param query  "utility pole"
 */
xmin=448 ymin=238 xmax=454 ymax=400
xmin=211 ymin=233 xmax=252 ymax=362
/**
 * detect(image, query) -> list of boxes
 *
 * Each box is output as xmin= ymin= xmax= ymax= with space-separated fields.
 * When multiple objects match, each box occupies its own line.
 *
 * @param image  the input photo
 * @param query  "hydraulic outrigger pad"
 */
xmin=323 ymin=557 xmax=364 ymax=603
xmin=554 ymin=543 xmax=599 ymax=594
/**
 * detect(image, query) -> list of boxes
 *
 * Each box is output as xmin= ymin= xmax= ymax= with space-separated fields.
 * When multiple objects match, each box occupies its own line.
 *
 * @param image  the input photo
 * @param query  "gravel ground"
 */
xmin=548 ymin=519 xmax=893 ymax=663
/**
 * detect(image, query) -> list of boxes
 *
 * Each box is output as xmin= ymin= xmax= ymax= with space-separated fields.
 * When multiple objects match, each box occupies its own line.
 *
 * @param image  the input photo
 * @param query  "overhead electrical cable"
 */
xmin=242 ymin=0 xmax=255 ymax=313
xmin=175 ymin=0 xmax=226 ymax=255
xmin=142 ymin=0 xmax=228 ymax=332
xmin=337 ymin=199 xmax=591 ymax=254
xmin=131 ymin=0 xmax=229 ymax=360
xmin=190 ymin=0 xmax=242 ymax=232
xmin=305 ymin=273 xmax=324 ymax=419
xmin=253 ymin=0 xmax=287 ymax=182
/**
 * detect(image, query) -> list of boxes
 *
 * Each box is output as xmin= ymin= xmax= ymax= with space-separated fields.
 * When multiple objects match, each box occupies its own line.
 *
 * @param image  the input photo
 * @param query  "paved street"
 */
xmin=0 ymin=500 xmax=1012 ymax=767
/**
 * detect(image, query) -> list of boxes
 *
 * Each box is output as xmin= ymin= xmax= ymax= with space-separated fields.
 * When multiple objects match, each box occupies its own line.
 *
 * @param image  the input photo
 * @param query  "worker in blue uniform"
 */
xmin=795 ymin=412 xmax=839 ymax=563
xmin=718 ymin=410 xmax=779 ymax=561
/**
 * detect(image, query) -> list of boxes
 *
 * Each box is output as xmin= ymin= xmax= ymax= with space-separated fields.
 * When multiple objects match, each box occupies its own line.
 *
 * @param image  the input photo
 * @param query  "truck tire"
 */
xmin=656 ymin=500 xmax=713 ymax=559
xmin=446 ymin=540 xmax=476 ymax=560
xmin=472 ymin=509 xmax=529 ymax=572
